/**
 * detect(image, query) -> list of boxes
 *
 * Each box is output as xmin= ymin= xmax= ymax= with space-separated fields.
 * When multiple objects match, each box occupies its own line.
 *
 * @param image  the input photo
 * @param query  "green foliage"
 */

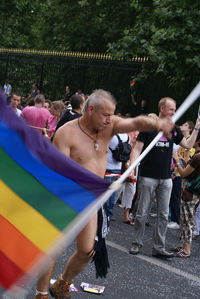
xmin=0 ymin=0 xmax=50 ymax=48
xmin=0 ymin=0 xmax=199 ymax=117
xmin=108 ymin=0 xmax=200 ymax=89
xmin=0 ymin=1 xmax=135 ymax=52
xmin=38 ymin=0 xmax=135 ymax=52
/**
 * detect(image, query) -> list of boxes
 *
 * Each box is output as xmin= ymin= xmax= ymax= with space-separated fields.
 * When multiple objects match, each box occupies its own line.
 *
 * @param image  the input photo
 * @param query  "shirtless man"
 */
xmin=35 ymin=89 xmax=173 ymax=299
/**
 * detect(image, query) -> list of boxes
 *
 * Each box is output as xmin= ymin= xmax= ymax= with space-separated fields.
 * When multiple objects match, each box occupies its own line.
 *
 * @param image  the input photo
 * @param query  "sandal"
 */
xmin=170 ymin=246 xmax=183 ymax=253
xmin=123 ymin=220 xmax=134 ymax=226
xmin=176 ymin=250 xmax=190 ymax=258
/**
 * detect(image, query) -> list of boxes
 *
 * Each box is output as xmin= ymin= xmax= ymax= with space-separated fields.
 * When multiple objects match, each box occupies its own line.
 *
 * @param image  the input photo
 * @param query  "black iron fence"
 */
xmin=0 ymin=48 xmax=199 ymax=122
xmin=0 ymin=48 xmax=143 ymax=114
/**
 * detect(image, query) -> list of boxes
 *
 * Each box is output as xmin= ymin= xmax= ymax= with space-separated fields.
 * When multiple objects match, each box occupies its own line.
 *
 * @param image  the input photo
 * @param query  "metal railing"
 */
xmin=0 ymin=48 xmax=198 ymax=121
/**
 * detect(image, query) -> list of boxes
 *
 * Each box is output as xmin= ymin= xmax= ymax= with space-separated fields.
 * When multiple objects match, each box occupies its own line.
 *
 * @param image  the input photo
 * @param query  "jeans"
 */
xmin=132 ymin=176 xmax=172 ymax=251
xmin=105 ymin=169 xmax=121 ymax=220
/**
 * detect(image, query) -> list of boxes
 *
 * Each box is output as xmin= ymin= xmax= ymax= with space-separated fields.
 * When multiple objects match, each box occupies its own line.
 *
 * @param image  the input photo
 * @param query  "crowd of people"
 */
xmin=2 ymin=82 xmax=200 ymax=299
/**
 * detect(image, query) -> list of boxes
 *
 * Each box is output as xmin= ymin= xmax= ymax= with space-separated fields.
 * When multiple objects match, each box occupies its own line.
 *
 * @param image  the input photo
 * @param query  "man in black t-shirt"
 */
xmin=129 ymin=97 xmax=200 ymax=258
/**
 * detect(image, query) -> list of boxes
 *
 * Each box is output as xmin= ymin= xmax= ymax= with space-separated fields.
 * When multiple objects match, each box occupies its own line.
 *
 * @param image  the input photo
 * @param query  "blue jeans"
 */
xmin=105 ymin=169 xmax=121 ymax=220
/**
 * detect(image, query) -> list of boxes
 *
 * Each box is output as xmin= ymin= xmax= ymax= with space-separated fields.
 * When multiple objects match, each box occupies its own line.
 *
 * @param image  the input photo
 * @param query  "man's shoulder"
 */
xmin=55 ymin=119 xmax=77 ymax=142
xmin=59 ymin=118 xmax=77 ymax=130
xmin=35 ymin=107 xmax=51 ymax=117
xmin=42 ymin=107 xmax=51 ymax=115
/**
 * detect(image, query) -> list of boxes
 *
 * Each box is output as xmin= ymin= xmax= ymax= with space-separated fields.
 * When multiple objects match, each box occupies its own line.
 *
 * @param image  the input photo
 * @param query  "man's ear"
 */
xmin=160 ymin=105 xmax=164 ymax=113
xmin=88 ymin=105 xmax=94 ymax=115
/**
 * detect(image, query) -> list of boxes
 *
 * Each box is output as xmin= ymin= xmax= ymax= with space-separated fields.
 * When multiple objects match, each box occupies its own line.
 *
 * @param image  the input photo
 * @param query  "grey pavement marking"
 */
xmin=106 ymin=240 xmax=200 ymax=284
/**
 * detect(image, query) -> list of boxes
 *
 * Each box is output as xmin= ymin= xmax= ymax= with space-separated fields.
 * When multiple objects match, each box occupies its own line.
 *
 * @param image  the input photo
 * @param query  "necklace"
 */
xmin=78 ymin=118 xmax=99 ymax=151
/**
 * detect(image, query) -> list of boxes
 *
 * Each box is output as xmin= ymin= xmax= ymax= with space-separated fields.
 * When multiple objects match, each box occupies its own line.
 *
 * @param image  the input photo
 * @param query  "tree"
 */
xmin=39 ymin=0 xmax=136 ymax=52
xmin=107 ymin=0 xmax=200 ymax=89
xmin=0 ymin=0 xmax=50 ymax=48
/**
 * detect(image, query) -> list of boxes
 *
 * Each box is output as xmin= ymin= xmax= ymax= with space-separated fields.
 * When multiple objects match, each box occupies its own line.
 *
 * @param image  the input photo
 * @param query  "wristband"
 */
xmin=194 ymin=127 xmax=199 ymax=131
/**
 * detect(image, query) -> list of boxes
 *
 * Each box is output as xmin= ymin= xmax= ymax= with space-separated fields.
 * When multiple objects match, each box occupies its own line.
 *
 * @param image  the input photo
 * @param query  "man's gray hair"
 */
xmin=82 ymin=89 xmax=116 ymax=112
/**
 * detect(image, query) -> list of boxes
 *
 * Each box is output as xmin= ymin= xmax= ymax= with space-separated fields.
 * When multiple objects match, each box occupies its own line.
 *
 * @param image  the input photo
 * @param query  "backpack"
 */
xmin=187 ymin=175 xmax=200 ymax=196
xmin=109 ymin=134 xmax=132 ymax=162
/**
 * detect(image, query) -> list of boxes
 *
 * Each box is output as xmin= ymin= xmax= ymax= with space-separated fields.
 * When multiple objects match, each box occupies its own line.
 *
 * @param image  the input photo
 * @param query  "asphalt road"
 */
xmin=1 ymin=204 xmax=200 ymax=299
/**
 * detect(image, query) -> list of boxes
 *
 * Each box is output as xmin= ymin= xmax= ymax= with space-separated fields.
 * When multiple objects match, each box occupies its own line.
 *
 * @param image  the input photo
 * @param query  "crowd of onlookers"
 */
xmin=3 ymin=80 xmax=200 ymax=261
xmin=4 ymin=82 xmax=87 ymax=140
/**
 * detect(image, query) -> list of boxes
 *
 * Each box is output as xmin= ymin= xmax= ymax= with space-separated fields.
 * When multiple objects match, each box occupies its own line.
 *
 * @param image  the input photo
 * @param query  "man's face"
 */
xmin=90 ymin=99 xmax=116 ymax=131
xmin=11 ymin=95 xmax=21 ymax=108
xmin=160 ymin=99 xmax=176 ymax=117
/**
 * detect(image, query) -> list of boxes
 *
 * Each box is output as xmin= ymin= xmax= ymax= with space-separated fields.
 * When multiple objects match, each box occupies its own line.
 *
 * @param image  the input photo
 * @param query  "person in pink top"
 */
xmin=48 ymin=100 xmax=65 ymax=139
xmin=21 ymin=94 xmax=51 ymax=135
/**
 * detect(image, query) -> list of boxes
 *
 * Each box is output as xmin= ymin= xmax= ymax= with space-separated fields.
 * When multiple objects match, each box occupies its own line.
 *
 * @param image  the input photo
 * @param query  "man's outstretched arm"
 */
xmin=112 ymin=114 xmax=174 ymax=137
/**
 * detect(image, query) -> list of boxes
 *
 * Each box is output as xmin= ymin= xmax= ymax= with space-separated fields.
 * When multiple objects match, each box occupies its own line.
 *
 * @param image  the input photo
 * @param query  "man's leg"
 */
xmin=36 ymin=262 xmax=56 ymax=292
xmin=62 ymin=213 xmax=97 ymax=281
xmin=153 ymin=178 xmax=172 ymax=251
xmin=50 ymin=213 xmax=97 ymax=297
xmin=131 ymin=177 xmax=157 ymax=249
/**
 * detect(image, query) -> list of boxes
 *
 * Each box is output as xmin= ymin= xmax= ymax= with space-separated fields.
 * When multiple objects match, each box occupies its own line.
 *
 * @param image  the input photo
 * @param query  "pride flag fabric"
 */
xmin=130 ymin=79 xmax=135 ymax=88
xmin=0 ymin=92 xmax=109 ymax=292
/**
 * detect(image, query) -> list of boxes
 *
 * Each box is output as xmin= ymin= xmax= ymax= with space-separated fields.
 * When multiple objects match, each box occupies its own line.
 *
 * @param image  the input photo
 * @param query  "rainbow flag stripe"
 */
xmin=130 ymin=80 xmax=135 ymax=88
xmin=0 ymin=92 xmax=109 ymax=290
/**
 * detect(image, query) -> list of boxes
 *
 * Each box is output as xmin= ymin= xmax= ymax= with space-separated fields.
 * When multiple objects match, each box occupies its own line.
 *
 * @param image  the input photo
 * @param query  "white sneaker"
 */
xmin=167 ymin=222 xmax=180 ymax=229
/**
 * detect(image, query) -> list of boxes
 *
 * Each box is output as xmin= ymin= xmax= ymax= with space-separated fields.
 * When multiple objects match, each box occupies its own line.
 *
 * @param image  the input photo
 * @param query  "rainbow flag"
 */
xmin=0 ymin=92 xmax=109 ymax=293
xmin=130 ymin=79 xmax=135 ymax=88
